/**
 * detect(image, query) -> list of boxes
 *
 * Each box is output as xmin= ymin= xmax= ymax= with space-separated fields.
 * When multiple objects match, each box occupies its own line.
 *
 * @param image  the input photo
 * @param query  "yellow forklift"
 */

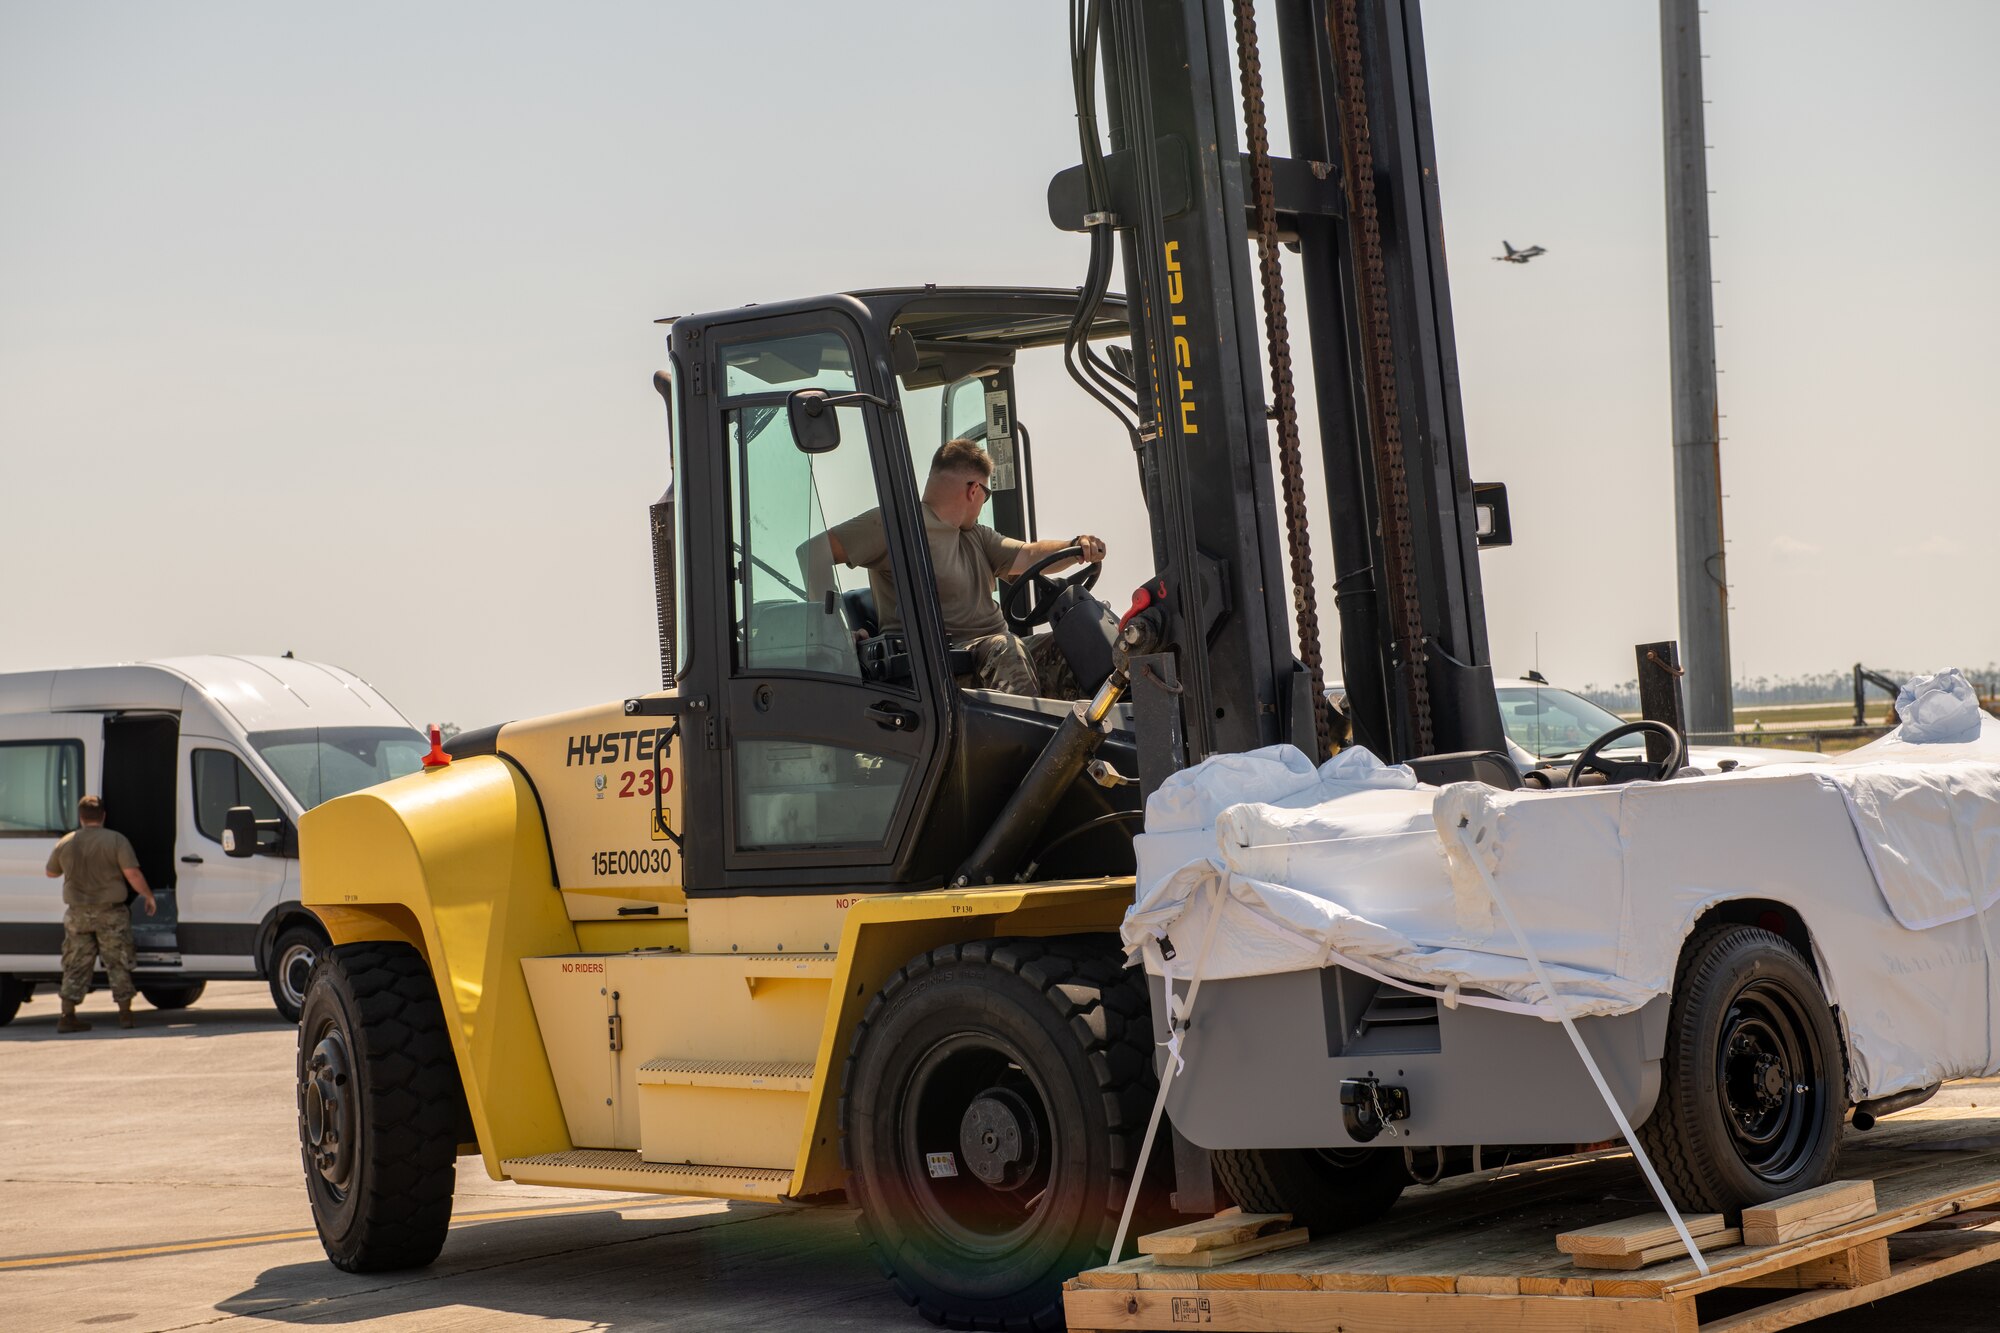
xmin=274 ymin=2 xmax=1524 ymax=1326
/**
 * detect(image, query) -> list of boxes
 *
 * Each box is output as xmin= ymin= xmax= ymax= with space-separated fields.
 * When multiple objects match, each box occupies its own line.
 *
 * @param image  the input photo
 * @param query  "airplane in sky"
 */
xmin=1495 ymin=241 xmax=1547 ymax=264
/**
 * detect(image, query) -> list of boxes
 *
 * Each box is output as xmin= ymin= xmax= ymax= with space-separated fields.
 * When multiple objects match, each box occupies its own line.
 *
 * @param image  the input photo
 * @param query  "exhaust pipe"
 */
xmin=1851 ymin=1082 xmax=1940 ymax=1131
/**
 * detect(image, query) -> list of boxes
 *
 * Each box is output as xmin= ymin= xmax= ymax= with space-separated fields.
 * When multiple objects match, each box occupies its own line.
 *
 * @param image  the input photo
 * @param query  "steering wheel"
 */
xmin=1001 ymin=545 xmax=1103 ymax=635
xmin=1564 ymin=720 xmax=1687 ymax=788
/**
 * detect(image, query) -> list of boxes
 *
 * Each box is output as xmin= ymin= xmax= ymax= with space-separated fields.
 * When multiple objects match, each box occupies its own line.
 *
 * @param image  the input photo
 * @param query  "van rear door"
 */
xmin=0 ymin=714 xmax=102 ymax=969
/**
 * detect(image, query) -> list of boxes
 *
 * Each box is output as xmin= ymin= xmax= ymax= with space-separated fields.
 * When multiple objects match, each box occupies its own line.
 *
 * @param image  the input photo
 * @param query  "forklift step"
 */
xmin=501 ymin=1149 xmax=792 ymax=1200
xmin=636 ymin=1057 xmax=816 ymax=1092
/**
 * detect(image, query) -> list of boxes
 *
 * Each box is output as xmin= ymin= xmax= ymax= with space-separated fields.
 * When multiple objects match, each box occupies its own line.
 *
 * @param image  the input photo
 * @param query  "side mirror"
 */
xmin=786 ymin=387 xmax=896 ymax=455
xmin=1472 ymin=480 xmax=1513 ymax=549
xmin=222 ymin=805 xmax=285 ymax=858
xmin=787 ymin=388 xmax=843 ymax=454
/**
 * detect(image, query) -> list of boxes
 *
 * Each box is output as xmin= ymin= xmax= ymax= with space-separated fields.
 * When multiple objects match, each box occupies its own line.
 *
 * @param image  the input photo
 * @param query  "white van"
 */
xmin=0 ymin=656 xmax=425 ymax=1024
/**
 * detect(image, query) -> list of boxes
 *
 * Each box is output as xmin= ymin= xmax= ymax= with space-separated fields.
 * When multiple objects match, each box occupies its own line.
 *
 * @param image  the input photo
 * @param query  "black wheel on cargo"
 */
xmin=298 ymin=941 xmax=464 ymax=1272
xmin=269 ymin=923 xmax=326 ymax=1023
xmin=841 ymin=936 xmax=1157 ymax=1331
xmin=1211 ymin=1146 xmax=1410 ymax=1234
xmin=140 ymin=980 xmax=207 ymax=1010
xmin=1638 ymin=924 xmax=1845 ymax=1214
xmin=0 ymin=976 xmax=25 ymax=1027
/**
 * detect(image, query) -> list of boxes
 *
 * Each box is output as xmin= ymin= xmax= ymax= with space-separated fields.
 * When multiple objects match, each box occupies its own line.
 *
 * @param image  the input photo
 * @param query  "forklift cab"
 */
xmin=665 ymin=288 xmax=1143 ymax=897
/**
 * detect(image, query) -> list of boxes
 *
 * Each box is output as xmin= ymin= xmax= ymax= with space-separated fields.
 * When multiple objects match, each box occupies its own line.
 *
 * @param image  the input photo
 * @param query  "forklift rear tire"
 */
xmin=0 ymin=976 xmax=24 ymax=1027
xmin=140 ymin=980 xmax=207 ymax=1011
xmin=298 ymin=942 xmax=463 ymax=1272
xmin=1211 ymin=1146 xmax=1410 ymax=1234
xmin=1637 ymin=924 xmax=1845 ymax=1214
xmin=841 ymin=936 xmax=1156 ymax=1331
xmin=269 ymin=923 xmax=326 ymax=1023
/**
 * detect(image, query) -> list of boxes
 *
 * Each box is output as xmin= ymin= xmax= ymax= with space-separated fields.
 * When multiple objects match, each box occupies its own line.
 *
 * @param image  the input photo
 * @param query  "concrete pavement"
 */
xmin=4 ymin=981 xmax=2000 ymax=1330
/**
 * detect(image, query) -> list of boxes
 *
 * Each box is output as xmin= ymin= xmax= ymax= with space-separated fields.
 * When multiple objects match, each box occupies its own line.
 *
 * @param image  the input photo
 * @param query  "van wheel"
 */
xmin=1212 ymin=1146 xmax=1409 ymax=1233
xmin=140 ymin=980 xmax=208 ymax=1010
xmin=0 ymin=977 xmax=25 ymax=1027
xmin=841 ymin=936 xmax=1156 ymax=1332
xmin=299 ymin=942 xmax=463 ymax=1272
xmin=1638 ymin=924 xmax=1845 ymax=1213
xmin=270 ymin=924 xmax=326 ymax=1023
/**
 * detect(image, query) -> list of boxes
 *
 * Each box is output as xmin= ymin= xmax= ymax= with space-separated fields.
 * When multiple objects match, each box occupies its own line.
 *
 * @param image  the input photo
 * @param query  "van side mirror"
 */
xmin=222 ymin=805 xmax=284 ymax=858
xmin=786 ymin=388 xmax=895 ymax=455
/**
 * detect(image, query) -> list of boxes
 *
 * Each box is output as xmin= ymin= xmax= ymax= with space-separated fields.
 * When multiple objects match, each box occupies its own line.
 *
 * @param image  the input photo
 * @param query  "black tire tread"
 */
xmin=838 ymin=934 xmax=1155 ymax=1331
xmin=270 ymin=923 xmax=328 ymax=1023
xmin=0 ymin=977 xmax=22 ymax=1027
xmin=306 ymin=941 xmax=464 ymax=1272
xmin=140 ymin=980 xmax=207 ymax=1010
xmin=1209 ymin=1146 xmax=1407 ymax=1234
xmin=1635 ymin=924 xmax=1843 ymax=1214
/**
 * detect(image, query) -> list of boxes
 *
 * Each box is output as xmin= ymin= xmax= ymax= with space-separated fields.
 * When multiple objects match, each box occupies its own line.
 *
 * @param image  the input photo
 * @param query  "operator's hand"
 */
xmin=1073 ymin=534 xmax=1107 ymax=563
xmin=141 ymin=894 xmax=157 ymax=917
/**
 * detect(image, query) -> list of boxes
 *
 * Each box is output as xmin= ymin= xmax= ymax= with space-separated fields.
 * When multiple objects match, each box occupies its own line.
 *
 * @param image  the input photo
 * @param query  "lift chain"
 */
xmin=1230 ymin=0 xmax=1333 ymax=760
xmin=1328 ymin=0 xmax=1434 ymax=754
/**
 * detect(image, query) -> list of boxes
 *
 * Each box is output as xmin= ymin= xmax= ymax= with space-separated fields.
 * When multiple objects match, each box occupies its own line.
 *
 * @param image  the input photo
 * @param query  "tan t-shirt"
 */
xmin=830 ymin=504 xmax=1025 ymax=642
xmin=46 ymin=825 xmax=139 ymax=908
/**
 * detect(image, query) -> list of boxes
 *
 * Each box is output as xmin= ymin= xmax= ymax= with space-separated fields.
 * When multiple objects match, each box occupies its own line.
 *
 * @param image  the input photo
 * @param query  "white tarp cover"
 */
xmin=1126 ymin=675 xmax=2000 ymax=1102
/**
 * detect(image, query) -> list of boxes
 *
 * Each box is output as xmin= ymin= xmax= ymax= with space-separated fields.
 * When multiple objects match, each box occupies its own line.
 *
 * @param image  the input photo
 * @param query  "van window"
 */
xmin=0 ymin=740 xmax=84 ymax=836
xmin=191 ymin=749 xmax=282 ymax=842
xmin=249 ymin=727 xmax=425 ymax=808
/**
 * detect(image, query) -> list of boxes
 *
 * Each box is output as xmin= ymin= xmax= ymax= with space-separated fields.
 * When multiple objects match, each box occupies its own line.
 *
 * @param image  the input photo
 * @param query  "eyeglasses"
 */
xmin=968 ymin=479 xmax=990 ymax=500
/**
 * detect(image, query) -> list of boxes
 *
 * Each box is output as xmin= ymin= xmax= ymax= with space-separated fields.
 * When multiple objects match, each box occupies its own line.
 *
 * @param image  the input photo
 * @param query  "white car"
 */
xmin=1326 ymin=677 xmax=1827 ymax=777
xmin=1490 ymin=678 xmax=1829 ymax=776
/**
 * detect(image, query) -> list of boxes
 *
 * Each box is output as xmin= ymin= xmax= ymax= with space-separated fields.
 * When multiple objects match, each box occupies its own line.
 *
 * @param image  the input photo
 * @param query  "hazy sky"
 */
xmin=4 ymin=1 xmax=1995 ymax=727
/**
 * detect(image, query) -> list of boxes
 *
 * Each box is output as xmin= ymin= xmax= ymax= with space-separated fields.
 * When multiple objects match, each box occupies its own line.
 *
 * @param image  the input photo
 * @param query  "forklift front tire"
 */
xmin=298 ymin=942 xmax=463 ymax=1272
xmin=841 ymin=936 xmax=1156 ymax=1331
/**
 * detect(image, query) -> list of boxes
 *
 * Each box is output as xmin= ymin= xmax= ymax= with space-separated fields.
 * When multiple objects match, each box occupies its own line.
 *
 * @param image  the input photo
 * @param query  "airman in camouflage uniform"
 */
xmin=44 ymin=795 xmax=155 ymax=1031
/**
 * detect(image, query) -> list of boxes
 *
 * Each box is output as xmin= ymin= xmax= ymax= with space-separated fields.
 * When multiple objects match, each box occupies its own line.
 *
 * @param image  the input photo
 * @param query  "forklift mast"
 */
xmin=1056 ymin=0 xmax=1508 ymax=765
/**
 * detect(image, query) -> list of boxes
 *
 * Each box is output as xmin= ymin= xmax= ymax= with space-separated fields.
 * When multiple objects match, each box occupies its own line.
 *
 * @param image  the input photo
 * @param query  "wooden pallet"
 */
xmin=1065 ymin=1104 xmax=2000 ymax=1331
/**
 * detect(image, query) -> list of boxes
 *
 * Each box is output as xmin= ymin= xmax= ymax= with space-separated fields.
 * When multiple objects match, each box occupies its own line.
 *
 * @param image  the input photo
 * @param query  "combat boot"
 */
xmin=57 ymin=1000 xmax=91 ymax=1033
xmin=117 ymin=999 xmax=136 ymax=1029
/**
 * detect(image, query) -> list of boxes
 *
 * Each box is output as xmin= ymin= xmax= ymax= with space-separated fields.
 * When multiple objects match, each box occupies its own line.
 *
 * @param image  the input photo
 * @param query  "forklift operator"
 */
xmin=809 ymin=438 xmax=1106 ymax=697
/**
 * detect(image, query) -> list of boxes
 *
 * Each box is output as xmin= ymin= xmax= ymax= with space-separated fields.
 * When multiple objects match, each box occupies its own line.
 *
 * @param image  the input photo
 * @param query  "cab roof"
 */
xmin=661 ymin=286 xmax=1130 ymax=351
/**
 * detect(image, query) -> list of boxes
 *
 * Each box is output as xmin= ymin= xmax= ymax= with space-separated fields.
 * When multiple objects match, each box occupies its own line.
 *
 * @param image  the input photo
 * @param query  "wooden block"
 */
xmin=1063 ymin=1287 xmax=1700 ymax=1333
xmin=1313 ymin=1271 xmax=1389 ymax=1291
xmin=1571 ymin=1227 xmax=1741 ymax=1270
xmin=1455 ymin=1275 xmax=1520 ymax=1295
xmin=1384 ymin=1274 xmax=1455 ymax=1293
xmin=1137 ymin=1210 xmax=1292 ymax=1255
xmin=1557 ymin=1210 xmax=1729 ymax=1256
xmin=1741 ymin=1180 xmax=1876 ymax=1247
xmin=1914 ymin=1207 xmax=2000 ymax=1232
xmin=1257 ymin=1271 xmax=1315 ymax=1290
xmin=1735 ymin=1238 xmax=1890 ymax=1290
xmin=1519 ymin=1275 xmax=1596 ymax=1296
xmin=1150 ymin=1226 xmax=1309 ymax=1267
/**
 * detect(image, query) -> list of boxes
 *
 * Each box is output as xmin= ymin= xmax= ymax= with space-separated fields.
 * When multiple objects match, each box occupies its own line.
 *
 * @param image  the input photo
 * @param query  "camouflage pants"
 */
xmin=61 ymin=903 xmax=137 ymax=1004
xmin=960 ymin=633 xmax=1083 ymax=700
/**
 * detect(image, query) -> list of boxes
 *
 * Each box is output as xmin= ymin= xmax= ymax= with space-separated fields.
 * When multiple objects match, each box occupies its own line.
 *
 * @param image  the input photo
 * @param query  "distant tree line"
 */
xmin=1578 ymin=665 xmax=2000 ymax=713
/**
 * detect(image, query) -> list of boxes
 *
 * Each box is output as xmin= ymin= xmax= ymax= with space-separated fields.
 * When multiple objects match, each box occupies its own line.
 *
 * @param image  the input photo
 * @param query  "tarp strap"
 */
xmin=1110 ymin=878 xmax=1224 ymax=1265
xmin=1450 ymin=818 xmax=1711 ymax=1276
xmin=1973 ymin=901 xmax=1998 ymax=1074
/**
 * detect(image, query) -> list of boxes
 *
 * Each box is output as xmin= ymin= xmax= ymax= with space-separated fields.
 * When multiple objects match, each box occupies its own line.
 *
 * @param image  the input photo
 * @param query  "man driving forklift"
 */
xmin=802 ymin=437 xmax=1106 ymax=697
